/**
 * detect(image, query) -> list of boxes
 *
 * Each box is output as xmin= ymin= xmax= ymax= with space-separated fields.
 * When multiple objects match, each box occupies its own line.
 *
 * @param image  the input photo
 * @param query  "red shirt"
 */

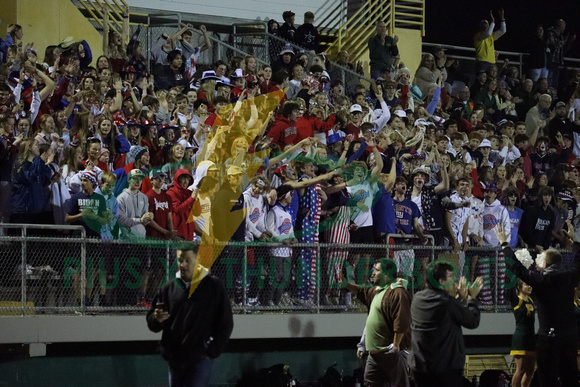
xmin=145 ymin=189 xmax=174 ymax=240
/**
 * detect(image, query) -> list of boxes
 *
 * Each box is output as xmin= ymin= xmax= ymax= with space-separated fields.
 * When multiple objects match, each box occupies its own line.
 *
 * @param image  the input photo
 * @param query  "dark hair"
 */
xmin=167 ymin=50 xmax=182 ymax=63
xmin=310 ymin=64 xmax=324 ymax=74
xmin=273 ymin=70 xmax=289 ymax=85
xmin=514 ymin=133 xmax=529 ymax=144
xmin=194 ymin=99 xmax=209 ymax=110
xmin=395 ymin=176 xmax=407 ymax=185
xmin=444 ymin=119 xmax=458 ymax=129
xmin=352 ymin=92 xmax=365 ymax=103
xmin=213 ymin=96 xmax=229 ymax=106
xmin=281 ymin=101 xmax=300 ymax=118
xmin=429 ymin=261 xmax=454 ymax=289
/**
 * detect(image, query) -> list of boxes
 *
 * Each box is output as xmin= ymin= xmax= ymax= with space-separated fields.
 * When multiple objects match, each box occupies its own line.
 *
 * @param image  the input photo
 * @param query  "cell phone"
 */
xmin=156 ymin=301 xmax=166 ymax=311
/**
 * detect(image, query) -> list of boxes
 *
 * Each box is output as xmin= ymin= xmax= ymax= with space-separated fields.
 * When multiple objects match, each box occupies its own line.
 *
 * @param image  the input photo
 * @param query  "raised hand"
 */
xmin=494 ymin=224 xmax=509 ymax=244
xmin=467 ymin=277 xmax=484 ymax=298
xmin=489 ymin=10 xmax=495 ymax=23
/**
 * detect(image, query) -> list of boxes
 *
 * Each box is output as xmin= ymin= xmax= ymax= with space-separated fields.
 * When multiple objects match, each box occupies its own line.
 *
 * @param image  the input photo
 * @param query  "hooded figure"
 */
xmin=167 ymin=169 xmax=201 ymax=240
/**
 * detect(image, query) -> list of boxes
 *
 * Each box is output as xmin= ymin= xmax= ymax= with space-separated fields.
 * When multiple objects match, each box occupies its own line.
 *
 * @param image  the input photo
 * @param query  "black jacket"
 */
xmin=409 ymin=288 xmax=480 ymax=374
xmin=505 ymin=246 xmax=580 ymax=337
xmin=295 ymin=23 xmax=319 ymax=52
xmin=146 ymin=275 xmax=233 ymax=366
xmin=520 ymin=204 xmax=555 ymax=249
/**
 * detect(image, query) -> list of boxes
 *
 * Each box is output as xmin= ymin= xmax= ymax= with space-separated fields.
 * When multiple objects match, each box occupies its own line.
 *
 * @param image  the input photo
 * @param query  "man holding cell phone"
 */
xmin=146 ymin=246 xmax=233 ymax=387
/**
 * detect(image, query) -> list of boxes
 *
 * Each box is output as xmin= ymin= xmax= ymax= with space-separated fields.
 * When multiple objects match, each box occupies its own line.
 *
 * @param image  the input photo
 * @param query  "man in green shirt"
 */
xmin=344 ymin=260 xmax=411 ymax=386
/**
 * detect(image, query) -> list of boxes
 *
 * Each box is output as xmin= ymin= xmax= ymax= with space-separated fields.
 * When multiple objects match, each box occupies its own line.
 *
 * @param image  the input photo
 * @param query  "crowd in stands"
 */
xmin=1 ymin=6 xmax=580 ymax=307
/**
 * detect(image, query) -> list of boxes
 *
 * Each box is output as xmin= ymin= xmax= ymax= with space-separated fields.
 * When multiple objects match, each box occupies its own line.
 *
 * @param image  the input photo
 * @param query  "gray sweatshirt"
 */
xmin=117 ymin=189 xmax=149 ymax=237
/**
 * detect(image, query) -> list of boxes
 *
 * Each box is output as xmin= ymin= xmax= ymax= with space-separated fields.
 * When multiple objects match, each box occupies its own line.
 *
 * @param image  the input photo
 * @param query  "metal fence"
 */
xmin=0 ymin=223 xmax=549 ymax=316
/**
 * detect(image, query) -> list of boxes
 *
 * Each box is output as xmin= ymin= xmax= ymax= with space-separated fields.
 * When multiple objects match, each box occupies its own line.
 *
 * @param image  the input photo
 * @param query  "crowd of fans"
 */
xmin=0 ymin=7 xmax=580 ymax=308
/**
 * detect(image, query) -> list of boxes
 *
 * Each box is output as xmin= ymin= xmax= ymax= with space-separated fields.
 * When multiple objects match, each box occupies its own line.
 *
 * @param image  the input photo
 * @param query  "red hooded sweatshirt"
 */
xmin=166 ymin=169 xmax=201 ymax=240
xmin=295 ymin=114 xmax=337 ymax=142
xmin=266 ymin=115 xmax=298 ymax=148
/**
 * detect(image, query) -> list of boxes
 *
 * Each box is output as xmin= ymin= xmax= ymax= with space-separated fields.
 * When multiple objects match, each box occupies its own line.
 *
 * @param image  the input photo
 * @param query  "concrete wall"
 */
xmin=0 ymin=0 xmax=104 ymax=65
xmin=357 ymin=28 xmax=423 ymax=81
xmin=0 ymin=313 xmax=515 ymax=344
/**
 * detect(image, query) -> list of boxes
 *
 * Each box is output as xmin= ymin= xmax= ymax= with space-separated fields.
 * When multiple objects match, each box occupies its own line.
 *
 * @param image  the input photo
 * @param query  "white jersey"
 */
xmin=266 ymin=204 xmax=294 ymax=258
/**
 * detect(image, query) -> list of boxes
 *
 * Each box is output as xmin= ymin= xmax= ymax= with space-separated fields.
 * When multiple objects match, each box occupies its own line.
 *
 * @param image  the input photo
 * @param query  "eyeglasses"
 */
xmin=508 ymin=193 xmax=517 ymax=198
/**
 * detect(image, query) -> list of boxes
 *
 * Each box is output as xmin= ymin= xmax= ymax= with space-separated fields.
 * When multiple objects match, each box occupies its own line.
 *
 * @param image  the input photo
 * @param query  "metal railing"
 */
xmin=75 ymin=0 xmax=130 ymax=34
xmin=232 ymin=23 xmax=372 ymax=92
xmin=0 ymin=223 xmax=557 ymax=316
xmin=422 ymin=42 xmax=580 ymax=83
xmin=324 ymin=0 xmax=425 ymax=61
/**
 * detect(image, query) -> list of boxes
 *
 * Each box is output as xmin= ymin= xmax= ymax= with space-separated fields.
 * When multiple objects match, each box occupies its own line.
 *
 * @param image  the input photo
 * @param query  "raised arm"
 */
xmin=492 ymin=9 xmax=506 ymax=40
xmin=199 ymin=25 xmax=212 ymax=53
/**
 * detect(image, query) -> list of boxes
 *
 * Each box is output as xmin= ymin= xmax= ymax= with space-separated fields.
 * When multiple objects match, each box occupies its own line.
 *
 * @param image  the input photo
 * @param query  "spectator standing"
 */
xmin=147 ymin=247 xmax=233 ymax=387
xmin=295 ymin=12 xmax=319 ymax=52
xmin=279 ymin=11 xmax=297 ymax=43
xmin=117 ymin=169 xmax=152 ymax=239
xmin=520 ymin=186 xmax=556 ymax=250
xmin=65 ymin=170 xmax=110 ymax=238
xmin=474 ymin=9 xmax=506 ymax=74
xmin=344 ymin=261 xmax=412 ymax=387
xmin=410 ymin=261 xmax=483 ymax=386
xmin=546 ymin=19 xmax=576 ymax=89
xmin=528 ymin=25 xmax=549 ymax=82
xmin=368 ymin=21 xmax=399 ymax=80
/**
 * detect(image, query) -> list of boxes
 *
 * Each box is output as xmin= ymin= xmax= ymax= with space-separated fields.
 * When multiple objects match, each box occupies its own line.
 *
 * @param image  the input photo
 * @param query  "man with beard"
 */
xmin=343 ymin=260 xmax=412 ymax=387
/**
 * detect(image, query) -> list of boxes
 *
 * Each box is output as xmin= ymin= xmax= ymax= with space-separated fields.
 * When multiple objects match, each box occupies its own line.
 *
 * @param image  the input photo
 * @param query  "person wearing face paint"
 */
xmin=529 ymin=136 xmax=568 ymax=176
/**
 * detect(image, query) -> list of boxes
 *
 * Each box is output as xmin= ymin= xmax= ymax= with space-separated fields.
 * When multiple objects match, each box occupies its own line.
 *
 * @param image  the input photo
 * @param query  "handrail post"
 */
xmin=494 ymin=248 xmax=499 ymax=313
xmin=242 ymin=243 xmax=248 ymax=313
xmin=21 ymin=226 xmax=27 ymax=316
xmin=316 ymin=243 xmax=321 ymax=314
xmin=81 ymin=236 xmax=87 ymax=315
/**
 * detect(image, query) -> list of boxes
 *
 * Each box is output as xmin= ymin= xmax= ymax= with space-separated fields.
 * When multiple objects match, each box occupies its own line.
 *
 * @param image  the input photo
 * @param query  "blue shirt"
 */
xmin=393 ymin=198 xmax=421 ymax=235
xmin=508 ymin=207 xmax=523 ymax=248
xmin=372 ymin=186 xmax=396 ymax=234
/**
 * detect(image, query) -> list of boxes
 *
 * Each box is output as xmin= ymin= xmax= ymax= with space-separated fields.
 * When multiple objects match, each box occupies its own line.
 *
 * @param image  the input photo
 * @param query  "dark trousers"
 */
xmin=536 ymin=335 xmax=579 ymax=387
xmin=413 ymin=370 xmax=463 ymax=387
xmin=365 ymin=348 xmax=410 ymax=387
xmin=169 ymin=357 xmax=213 ymax=387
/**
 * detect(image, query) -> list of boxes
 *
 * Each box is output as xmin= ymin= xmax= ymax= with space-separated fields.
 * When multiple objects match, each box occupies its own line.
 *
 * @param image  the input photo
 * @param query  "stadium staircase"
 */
xmin=317 ymin=0 xmax=425 ymax=62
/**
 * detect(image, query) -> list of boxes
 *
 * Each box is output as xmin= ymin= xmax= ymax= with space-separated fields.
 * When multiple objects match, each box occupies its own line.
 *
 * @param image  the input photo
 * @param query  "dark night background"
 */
xmin=424 ymin=0 xmax=580 ymax=58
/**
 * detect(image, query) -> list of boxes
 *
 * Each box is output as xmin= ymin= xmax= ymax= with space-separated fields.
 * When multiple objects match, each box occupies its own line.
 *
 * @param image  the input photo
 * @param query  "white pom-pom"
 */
xmin=535 ymin=251 xmax=546 ymax=269
xmin=514 ymin=249 xmax=533 ymax=269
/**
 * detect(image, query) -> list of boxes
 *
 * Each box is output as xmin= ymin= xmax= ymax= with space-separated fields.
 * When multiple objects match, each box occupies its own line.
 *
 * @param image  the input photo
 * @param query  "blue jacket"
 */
xmin=11 ymin=156 xmax=53 ymax=214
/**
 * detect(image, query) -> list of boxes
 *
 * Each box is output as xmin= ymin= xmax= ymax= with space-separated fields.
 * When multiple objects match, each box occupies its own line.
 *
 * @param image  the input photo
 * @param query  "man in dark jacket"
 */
xmin=147 ymin=246 xmax=233 ymax=386
xmin=520 ymin=186 xmax=555 ymax=250
xmin=368 ymin=21 xmax=399 ymax=80
xmin=279 ymin=11 xmax=297 ymax=43
xmin=409 ymin=261 xmax=483 ymax=386
xmin=295 ymin=12 xmax=319 ymax=52
xmin=498 ymin=225 xmax=580 ymax=387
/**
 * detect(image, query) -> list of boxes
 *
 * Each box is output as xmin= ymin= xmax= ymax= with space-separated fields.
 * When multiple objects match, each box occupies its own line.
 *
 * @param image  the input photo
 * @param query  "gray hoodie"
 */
xmin=117 ymin=188 xmax=149 ymax=237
